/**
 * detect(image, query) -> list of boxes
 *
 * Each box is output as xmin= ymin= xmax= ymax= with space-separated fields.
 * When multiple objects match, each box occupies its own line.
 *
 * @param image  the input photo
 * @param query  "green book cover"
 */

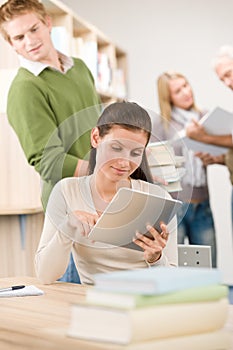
xmin=86 ymin=284 xmax=228 ymax=309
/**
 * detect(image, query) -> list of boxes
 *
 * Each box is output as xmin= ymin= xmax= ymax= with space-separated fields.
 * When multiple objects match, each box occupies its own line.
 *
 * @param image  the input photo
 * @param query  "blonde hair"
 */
xmin=157 ymin=71 xmax=199 ymax=127
xmin=0 ymin=0 xmax=48 ymax=43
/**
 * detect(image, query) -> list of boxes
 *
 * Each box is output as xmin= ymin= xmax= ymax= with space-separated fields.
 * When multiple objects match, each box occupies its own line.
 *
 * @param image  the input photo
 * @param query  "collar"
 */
xmin=172 ymin=107 xmax=200 ymax=126
xmin=18 ymin=51 xmax=74 ymax=76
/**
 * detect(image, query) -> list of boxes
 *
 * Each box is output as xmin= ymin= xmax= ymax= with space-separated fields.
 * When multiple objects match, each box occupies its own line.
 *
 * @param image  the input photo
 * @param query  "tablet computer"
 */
xmin=88 ymin=187 xmax=182 ymax=249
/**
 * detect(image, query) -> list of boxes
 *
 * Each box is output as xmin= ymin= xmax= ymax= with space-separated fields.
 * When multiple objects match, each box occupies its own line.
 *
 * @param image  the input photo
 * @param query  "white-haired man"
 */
xmin=213 ymin=45 xmax=233 ymax=90
xmin=186 ymin=45 xmax=233 ymax=227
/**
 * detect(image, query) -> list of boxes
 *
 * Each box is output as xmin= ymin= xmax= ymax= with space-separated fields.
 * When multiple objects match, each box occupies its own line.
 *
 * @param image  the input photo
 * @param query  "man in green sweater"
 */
xmin=0 ymin=0 xmax=101 ymax=283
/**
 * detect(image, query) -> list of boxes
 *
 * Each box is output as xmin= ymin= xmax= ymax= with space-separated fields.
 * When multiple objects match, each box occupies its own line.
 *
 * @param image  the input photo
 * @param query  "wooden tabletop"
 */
xmin=0 ymin=276 xmax=232 ymax=350
xmin=0 ymin=276 xmax=104 ymax=350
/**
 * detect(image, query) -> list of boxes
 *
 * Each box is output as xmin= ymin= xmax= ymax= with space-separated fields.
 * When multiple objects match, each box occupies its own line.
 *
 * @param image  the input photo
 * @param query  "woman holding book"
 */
xmin=35 ymin=101 xmax=178 ymax=285
xmin=153 ymin=72 xmax=217 ymax=267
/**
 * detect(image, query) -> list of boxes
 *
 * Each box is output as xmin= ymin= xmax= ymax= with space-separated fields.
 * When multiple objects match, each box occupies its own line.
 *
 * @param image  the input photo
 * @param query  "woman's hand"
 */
xmin=186 ymin=119 xmax=207 ymax=141
xmin=65 ymin=210 xmax=99 ymax=240
xmin=152 ymin=175 xmax=168 ymax=186
xmin=133 ymin=222 xmax=169 ymax=264
xmin=195 ymin=152 xmax=225 ymax=166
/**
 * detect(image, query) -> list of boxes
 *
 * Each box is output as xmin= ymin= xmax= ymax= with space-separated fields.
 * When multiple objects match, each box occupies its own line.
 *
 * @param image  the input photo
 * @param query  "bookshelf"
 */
xmin=44 ymin=0 xmax=128 ymax=102
xmin=0 ymin=0 xmax=128 ymax=277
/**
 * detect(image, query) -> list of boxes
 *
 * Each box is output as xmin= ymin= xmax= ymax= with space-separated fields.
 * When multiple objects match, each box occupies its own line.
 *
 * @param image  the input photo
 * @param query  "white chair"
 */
xmin=178 ymin=244 xmax=212 ymax=268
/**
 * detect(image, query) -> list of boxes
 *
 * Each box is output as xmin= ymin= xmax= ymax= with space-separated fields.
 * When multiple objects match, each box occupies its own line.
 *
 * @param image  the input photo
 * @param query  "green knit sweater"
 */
xmin=7 ymin=58 xmax=100 ymax=209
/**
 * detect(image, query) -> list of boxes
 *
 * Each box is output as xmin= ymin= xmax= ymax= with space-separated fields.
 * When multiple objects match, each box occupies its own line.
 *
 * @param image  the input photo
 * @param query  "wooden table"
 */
xmin=0 ymin=276 xmax=101 ymax=350
xmin=0 ymin=276 xmax=232 ymax=350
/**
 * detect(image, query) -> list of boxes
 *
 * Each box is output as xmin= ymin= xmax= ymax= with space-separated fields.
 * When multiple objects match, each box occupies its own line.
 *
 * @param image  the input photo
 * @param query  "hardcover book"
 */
xmin=93 ymin=266 xmax=222 ymax=295
xmin=67 ymin=298 xmax=228 ymax=345
xmin=86 ymin=284 xmax=228 ymax=309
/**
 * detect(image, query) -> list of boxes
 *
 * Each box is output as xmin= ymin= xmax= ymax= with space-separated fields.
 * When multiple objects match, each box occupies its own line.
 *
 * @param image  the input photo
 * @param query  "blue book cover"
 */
xmin=93 ymin=267 xmax=222 ymax=295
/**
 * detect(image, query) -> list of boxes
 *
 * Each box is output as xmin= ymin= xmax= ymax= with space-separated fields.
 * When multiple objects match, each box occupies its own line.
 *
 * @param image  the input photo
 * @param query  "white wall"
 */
xmin=63 ymin=0 xmax=233 ymax=282
xmin=63 ymin=0 xmax=233 ymax=111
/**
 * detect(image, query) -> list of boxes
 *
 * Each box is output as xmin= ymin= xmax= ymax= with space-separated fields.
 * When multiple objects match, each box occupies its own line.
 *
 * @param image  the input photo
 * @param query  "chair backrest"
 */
xmin=178 ymin=244 xmax=212 ymax=268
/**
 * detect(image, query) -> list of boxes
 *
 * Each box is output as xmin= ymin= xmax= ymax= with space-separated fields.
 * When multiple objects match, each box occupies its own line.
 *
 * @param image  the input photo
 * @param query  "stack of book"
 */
xmin=147 ymin=141 xmax=185 ymax=193
xmin=67 ymin=267 xmax=231 ymax=349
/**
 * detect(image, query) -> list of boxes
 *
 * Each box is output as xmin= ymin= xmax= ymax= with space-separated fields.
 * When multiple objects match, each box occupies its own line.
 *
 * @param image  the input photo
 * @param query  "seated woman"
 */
xmin=35 ymin=101 xmax=178 ymax=285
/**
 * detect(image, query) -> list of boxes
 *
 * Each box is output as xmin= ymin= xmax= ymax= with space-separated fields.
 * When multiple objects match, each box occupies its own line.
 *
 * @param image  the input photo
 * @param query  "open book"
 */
xmin=88 ymin=187 xmax=182 ymax=249
xmin=176 ymin=107 xmax=233 ymax=156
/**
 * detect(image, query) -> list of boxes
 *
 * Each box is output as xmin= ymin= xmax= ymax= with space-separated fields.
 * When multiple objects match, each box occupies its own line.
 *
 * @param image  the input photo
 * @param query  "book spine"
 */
xmin=86 ymin=285 xmax=228 ymax=309
xmin=130 ymin=298 xmax=228 ymax=343
xmin=125 ymin=330 xmax=231 ymax=350
xmin=69 ymin=299 xmax=228 ymax=344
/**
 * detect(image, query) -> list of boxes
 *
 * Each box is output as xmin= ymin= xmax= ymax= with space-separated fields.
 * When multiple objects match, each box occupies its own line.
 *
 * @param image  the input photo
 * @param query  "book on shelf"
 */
xmin=67 ymin=298 xmax=228 ymax=345
xmin=176 ymin=106 xmax=233 ymax=156
xmin=82 ymin=40 xmax=98 ymax=83
xmin=71 ymin=37 xmax=84 ymax=58
xmin=71 ymin=37 xmax=98 ymax=82
xmin=112 ymin=67 xmax=126 ymax=98
xmin=86 ymin=284 xmax=228 ymax=309
xmin=92 ymin=266 xmax=221 ymax=295
xmin=51 ymin=26 xmax=71 ymax=56
xmin=96 ymin=52 xmax=112 ymax=93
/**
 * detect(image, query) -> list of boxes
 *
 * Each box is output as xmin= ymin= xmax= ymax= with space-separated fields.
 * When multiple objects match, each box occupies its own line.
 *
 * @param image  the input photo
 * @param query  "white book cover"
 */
xmin=199 ymin=106 xmax=233 ymax=134
xmin=176 ymin=107 xmax=233 ymax=156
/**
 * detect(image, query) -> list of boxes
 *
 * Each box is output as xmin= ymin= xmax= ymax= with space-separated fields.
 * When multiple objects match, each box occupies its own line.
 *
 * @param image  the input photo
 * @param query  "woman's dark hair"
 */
xmin=88 ymin=101 xmax=153 ymax=183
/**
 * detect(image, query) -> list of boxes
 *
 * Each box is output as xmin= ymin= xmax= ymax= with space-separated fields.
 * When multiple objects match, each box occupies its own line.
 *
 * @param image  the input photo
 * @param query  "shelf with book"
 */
xmin=44 ymin=0 xmax=128 ymax=103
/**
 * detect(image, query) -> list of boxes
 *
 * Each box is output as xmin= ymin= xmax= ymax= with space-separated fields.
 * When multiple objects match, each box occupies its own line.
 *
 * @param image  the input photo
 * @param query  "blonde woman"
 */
xmin=152 ymin=71 xmax=217 ymax=267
